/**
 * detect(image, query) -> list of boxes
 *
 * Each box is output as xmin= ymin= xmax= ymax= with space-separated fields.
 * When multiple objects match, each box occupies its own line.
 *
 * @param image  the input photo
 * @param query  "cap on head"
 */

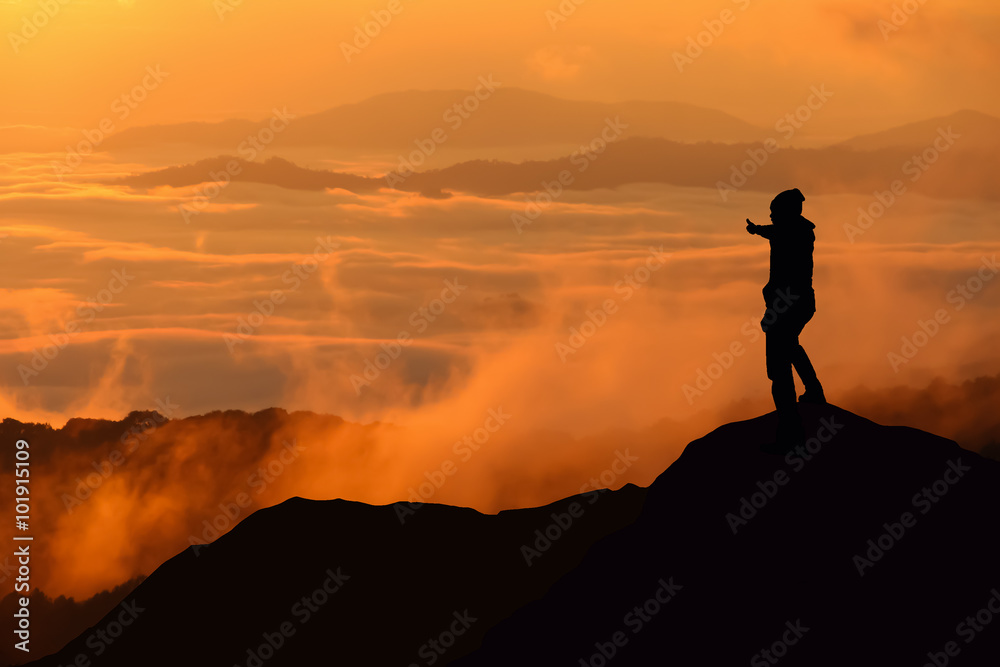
xmin=770 ymin=188 xmax=805 ymax=217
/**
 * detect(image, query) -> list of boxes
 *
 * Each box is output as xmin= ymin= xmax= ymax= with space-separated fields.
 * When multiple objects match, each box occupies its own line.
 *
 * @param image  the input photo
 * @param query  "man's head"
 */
xmin=769 ymin=188 xmax=805 ymax=223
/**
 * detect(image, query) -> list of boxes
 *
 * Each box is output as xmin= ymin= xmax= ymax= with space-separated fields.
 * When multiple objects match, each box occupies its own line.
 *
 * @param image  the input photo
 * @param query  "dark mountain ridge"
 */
xmin=118 ymin=121 xmax=1000 ymax=201
xmin=25 ymin=404 xmax=1000 ymax=666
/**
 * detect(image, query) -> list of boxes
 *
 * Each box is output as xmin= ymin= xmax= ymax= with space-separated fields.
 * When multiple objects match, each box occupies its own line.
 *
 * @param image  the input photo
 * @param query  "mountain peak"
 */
xmin=462 ymin=404 xmax=1000 ymax=665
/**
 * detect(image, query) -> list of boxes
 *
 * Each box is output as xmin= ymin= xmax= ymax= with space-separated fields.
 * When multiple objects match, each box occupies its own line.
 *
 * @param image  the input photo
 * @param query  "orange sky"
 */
xmin=1 ymin=0 xmax=998 ymax=135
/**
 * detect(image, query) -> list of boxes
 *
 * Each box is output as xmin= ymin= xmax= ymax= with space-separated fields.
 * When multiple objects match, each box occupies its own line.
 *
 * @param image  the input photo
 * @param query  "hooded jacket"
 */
xmin=752 ymin=216 xmax=816 ymax=298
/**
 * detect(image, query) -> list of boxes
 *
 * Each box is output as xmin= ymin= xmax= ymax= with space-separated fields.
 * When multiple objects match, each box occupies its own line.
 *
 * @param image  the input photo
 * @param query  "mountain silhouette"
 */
xmin=457 ymin=404 xmax=1000 ymax=665
xmin=25 ymin=404 xmax=1000 ymax=666
xmin=100 ymin=88 xmax=766 ymax=153
xmin=119 ymin=130 xmax=1000 ymax=201
xmin=834 ymin=109 xmax=1000 ymax=152
xmin=118 ymin=155 xmax=382 ymax=192
xmin=0 ymin=578 xmax=145 ymax=667
xmin=23 ymin=483 xmax=646 ymax=666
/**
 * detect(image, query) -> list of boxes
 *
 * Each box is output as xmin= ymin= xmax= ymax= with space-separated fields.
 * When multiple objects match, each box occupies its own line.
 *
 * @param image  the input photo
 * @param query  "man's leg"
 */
xmin=790 ymin=342 xmax=824 ymax=398
xmin=788 ymin=309 xmax=825 ymax=402
xmin=765 ymin=328 xmax=803 ymax=445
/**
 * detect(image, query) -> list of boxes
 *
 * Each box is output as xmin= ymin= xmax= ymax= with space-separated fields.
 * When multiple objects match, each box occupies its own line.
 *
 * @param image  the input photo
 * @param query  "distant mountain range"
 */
xmin=121 ymin=155 xmax=381 ymax=192
xmin=99 ymin=88 xmax=1000 ymax=158
xmin=834 ymin=109 xmax=1000 ymax=151
xmin=25 ymin=404 xmax=1000 ymax=666
xmin=101 ymin=88 xmax=768 ymax=152
xmin=118 ymin=109 xmax=1000 ymax=200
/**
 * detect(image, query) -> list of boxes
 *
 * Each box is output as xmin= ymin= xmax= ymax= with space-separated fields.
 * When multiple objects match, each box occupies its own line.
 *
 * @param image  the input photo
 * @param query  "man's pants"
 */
xmin=762 ymin=287 xmax=820 ymax=434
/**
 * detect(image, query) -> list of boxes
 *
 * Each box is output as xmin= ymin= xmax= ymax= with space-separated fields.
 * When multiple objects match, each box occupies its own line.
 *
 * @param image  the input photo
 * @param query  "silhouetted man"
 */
xmin=746 ymin=188 xmax=825 ymax=452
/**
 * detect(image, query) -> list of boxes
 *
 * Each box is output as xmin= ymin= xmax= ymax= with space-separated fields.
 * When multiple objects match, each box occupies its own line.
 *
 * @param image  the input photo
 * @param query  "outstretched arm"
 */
xmin=746 ymin=218 xmax=776 ymax=239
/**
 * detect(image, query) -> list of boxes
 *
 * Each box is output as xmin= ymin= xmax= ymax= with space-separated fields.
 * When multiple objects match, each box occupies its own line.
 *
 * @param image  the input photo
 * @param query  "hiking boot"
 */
xmin=798 ymin=388 xmax=827 ymax=404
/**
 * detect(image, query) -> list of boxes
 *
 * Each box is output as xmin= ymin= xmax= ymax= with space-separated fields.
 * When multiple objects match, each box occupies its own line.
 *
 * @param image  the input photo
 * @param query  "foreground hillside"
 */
xmin=27 ymin=404 xmax=1000 ymax=666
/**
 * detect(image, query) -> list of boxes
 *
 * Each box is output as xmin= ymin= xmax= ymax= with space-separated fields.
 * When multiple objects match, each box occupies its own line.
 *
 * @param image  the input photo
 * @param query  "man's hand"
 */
xmin=746 ymin=218 xmax=757 ymax=235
